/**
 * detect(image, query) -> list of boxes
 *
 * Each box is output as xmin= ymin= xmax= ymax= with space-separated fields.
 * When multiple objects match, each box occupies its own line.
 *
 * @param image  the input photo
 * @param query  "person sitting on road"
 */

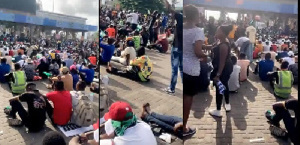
xmin=45 ymin=81 xmax=72 ymax=126
xmin=79 ymin=63 xmax=95 ymax=85
xmin=237 ymin=53 xmax=250 ymax=82
xmin=265 ymin=99 xmax=298 ymax=145
xmin=88 ymin=53 xmax=97 ymax=66
xmin=267 ymin=61 xmax=293 ymax=99
xmin=6 ymin=63 xmax=27 ymax=95
xmin=50 ymin=67 xmax=73 ymax=91
xmin=280 ymin=51 xmax=295 ymax=66
xmin=148 ymin=33 xmax=169 ymax=53
xmin=111 ymin=40 xmax=136 ymax=66
xmin=49 ymin=60 xmax=60 ymax=76
xmin=288 ymin=61 xmax=298 ymax=85
xmin=4 ymin=83 xmax=46 ymax=132
xmin=100 ymin=101 xmax=157 ymax=145
xmin=228 ymin=55 xmax=241 ymax=92
xmin=23 ymin=58 xmax=36 ymax=81
xmin=254 ymin=53 xmax=274 ymax=81
xmin=100 ymin=38 xmax=115 ymax=71
xmin=0 ymin=58 xmax=11 ymax=83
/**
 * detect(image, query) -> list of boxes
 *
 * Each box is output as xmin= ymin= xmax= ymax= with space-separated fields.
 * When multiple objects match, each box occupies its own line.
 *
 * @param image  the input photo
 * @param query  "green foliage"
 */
xmin=119 ymin=0 xmax=165 ymax=14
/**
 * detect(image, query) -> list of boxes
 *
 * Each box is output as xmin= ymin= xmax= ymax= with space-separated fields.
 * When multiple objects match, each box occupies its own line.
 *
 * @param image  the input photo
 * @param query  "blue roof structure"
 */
xmin=185 ymin=0 xmax=298 ymax=14
xmin=0 ymin=11 xmax=98 ymax=31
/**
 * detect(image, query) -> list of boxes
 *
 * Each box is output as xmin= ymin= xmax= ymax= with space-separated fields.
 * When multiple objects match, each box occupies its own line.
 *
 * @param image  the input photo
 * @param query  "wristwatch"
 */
xmin=216 ymin=73 xmax=221 ymax=77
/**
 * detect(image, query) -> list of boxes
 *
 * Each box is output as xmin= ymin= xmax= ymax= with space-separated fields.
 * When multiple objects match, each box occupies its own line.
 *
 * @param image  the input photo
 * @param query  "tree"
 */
xmin=119 ymin=0 xmax=165 ymax=14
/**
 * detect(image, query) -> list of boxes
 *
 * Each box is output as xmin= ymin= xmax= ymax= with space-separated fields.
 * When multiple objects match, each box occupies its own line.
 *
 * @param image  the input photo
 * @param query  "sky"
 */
xmin=40 ymin=0 xmax=99 ymax=26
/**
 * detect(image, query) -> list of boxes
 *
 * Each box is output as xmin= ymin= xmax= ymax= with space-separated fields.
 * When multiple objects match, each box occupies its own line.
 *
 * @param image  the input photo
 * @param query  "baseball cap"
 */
xmin=104 ymin=101 xmax=133 ymax=121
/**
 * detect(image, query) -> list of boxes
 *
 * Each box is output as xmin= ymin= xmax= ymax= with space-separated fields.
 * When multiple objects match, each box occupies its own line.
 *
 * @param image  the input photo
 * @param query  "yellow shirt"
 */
xmin=50 ymin=53 xmax=56 ymax=59
xmin=257 ymin=44 xmax=263 ymax=52
xmin=228 ymin=25 xmax=237 ymax=39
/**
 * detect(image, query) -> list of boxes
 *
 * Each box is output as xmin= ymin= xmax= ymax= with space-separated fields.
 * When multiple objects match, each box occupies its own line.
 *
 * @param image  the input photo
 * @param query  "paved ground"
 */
xmin=185 ymin=62 xmax=298 ymax=145
xmin=0 ymin=80 xmax=99 ymax=145
xmin=100 ymin=49 xmax=183 ymax=145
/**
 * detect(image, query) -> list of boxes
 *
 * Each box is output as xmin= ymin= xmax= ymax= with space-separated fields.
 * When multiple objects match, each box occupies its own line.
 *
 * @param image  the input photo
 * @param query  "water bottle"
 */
xmin=216 ymin=81 xmax=226 ymax=95
xmin=89 ymin=93 xmax=94 ymax=102
xmin=102 ymin=75 xmax=109 ymax=86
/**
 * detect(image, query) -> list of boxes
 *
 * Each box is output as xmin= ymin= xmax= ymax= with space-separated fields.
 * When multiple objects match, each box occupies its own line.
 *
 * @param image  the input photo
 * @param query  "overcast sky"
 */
xmin=41 ymin=0 xmax=98 ymax=26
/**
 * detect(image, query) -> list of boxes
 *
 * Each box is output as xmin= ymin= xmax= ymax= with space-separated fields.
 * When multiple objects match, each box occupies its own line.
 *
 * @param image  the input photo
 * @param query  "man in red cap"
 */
xmin=100 ymin=101 xmax=157 ymax=145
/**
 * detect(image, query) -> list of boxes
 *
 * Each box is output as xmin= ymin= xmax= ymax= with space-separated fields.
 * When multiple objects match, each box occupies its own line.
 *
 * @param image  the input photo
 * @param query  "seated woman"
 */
xmin=111 ymin=40 xmax=136 ymax=66
xmin=140 ymin=103 xmax=195 ymax=138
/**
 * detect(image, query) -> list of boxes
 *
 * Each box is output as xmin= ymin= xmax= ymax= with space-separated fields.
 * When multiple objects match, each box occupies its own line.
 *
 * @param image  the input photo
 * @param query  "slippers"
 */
xmin=182 ymin=128 xmax=196 ymax=137
xmin=8 ymin=118 xmax=23 ymax=127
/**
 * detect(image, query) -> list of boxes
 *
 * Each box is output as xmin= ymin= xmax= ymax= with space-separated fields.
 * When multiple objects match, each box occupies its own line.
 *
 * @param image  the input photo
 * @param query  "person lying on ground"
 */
xmin=140 ymin=103 xmax=194 ymax=138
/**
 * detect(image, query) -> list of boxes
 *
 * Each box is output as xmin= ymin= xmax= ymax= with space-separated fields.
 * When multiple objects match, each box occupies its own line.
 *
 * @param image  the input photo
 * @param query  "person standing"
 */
xmin=209 ymin=25 xmax=233 ymax=117
xmin=182 ymin=5 xmax=206 ymax=137
xmin=164 ymin=2 xmax=183 ymax=94
xmin=246 ymin=25 xmax=256 ymax=63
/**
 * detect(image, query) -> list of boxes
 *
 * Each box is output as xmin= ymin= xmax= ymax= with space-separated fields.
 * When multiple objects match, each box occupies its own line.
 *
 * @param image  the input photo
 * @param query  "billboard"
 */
xmin=0 ymin=0 xmax=37 ymax=14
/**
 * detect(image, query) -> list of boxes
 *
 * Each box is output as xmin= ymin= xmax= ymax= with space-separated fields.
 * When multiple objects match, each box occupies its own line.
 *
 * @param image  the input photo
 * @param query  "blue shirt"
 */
xmin=100 ymin=43 xmax=115 ymax=63
xmin=64 ymin=59 xmax=74 ymax=69
xmin=14 ymin=55 xmax=22 ymax=63
xmin=259 ymin=60 xmax=274 ymax=81
xmin=79 ymin=65 xmax=95 ymax=84
xmin=71 ymin=72 xmax=79 ymax=90
xmin=162 ymin=16 xmax=168 ymax=27
xmin=0 ymin=63 xmax=11 ymax=83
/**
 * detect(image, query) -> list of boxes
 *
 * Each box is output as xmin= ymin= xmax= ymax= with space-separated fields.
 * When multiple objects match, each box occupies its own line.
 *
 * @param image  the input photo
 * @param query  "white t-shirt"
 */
xmin=235 ymin=37 xmax=249 ymax=47
xmin=101 ymin=120 xmax=157 ymax=145
xmin=183 ymin=27 xmax=205 ymax=76
xmin=263 ymin=44 xmax=270 ymax=52
xmin=228 ymin=65 xmax=241 ymax=91
xmin=282 ymin=57 xmax=295 ymax=66
xmin=246 ymin=26 xmax=256 ymax=43
xmin=121 ymin=47 xmax=136 ymax=62
xmin=127 ymin=13 xmax=139 ymax=24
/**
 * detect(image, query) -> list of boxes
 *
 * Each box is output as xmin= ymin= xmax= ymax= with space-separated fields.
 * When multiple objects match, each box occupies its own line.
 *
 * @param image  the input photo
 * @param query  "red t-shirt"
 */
xmin=271 ymin=45 xmax=277 ymax=52
xmin=157 ymin=38 xmax=168 ymax=53
xmin=106 ymin=28 xmax=116 ymax=38
xmin=9 ymin=50 xmax=14 ymax=56
xmin=46 ymin=91 xmax=72 ymax=125
xmin=89 ymin=56 xmax=97 ymax=65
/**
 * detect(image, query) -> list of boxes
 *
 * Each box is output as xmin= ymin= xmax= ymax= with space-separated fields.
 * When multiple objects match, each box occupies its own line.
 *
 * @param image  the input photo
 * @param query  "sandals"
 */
xmin=8 ymin=118 xmax=23 ymax=127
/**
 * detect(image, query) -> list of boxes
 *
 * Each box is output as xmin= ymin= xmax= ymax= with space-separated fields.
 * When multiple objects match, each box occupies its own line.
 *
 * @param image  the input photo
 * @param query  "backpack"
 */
xmin=72 ymin=92 xmax=97 ymax=127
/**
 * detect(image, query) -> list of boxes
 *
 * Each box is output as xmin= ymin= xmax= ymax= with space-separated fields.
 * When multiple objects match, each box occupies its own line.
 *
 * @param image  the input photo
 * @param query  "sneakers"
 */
xmin=224 ymin=104 xmax=231 ymax=112
xmin=209 ymin=109 xmax=222 ymax=117
xmin=163 ymin=87 xmax=175 ymax=94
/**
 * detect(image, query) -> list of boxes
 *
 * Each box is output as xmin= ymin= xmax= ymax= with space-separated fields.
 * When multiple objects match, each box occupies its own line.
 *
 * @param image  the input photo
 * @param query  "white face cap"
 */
xmin=288 ymin=51 xmax=294 ymax=57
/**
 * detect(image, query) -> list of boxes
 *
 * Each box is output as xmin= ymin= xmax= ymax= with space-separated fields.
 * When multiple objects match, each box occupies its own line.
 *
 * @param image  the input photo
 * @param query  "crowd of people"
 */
xmin=1 ymin=32 xmax=100 ymax=144
xmin=99 ymin=0 xmax=188 ymax=144
xmin=183 ymin=4 xmax=298 ymax=144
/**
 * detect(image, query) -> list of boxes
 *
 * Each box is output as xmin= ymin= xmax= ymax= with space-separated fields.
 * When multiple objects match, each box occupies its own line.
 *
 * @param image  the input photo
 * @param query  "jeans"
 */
xmin=248 ymin=43 xmax=254 ymax=63
xmin=169 ymin=47 xmax=183 ymax=91
xmin=143 ymin=112 xmax=182 ymax=133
